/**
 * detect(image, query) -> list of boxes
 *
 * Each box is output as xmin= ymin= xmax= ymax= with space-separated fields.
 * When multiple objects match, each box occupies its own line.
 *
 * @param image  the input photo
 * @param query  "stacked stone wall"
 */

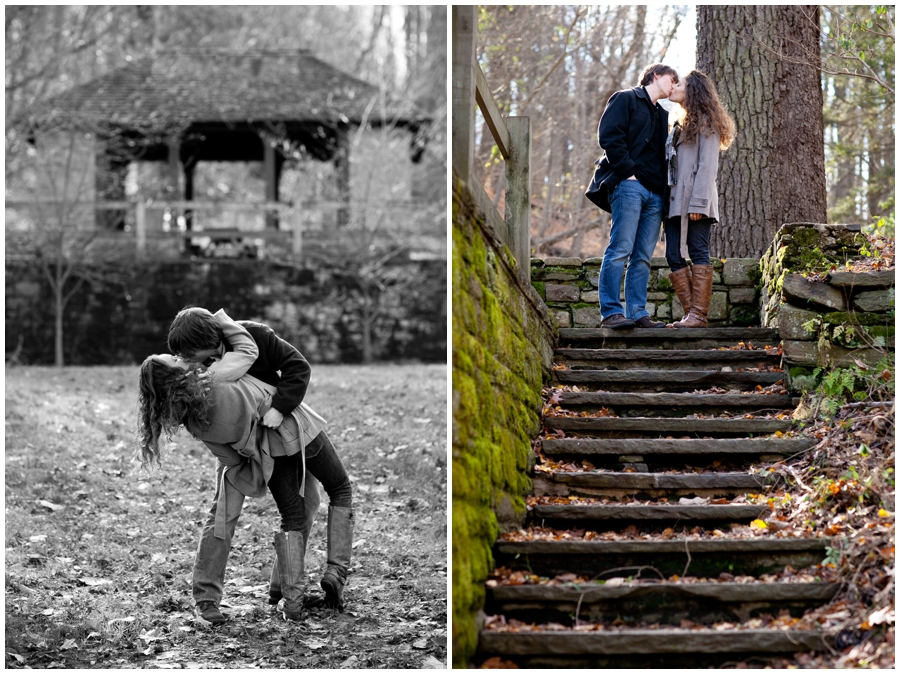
xmin=531 ymin=256 xmax=760 ymax=327
xmin=5 ymin=257 xmax=446 ymax=365
xmin=451 ymin=178 xmax=555 ymax=666
xmin=758 ymin=223 xmax=895 ymax=391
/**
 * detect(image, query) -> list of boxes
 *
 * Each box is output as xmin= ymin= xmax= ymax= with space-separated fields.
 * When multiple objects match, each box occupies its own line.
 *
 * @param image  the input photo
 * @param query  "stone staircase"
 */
xmin=477 ymin=327 xmax=837 ymax=668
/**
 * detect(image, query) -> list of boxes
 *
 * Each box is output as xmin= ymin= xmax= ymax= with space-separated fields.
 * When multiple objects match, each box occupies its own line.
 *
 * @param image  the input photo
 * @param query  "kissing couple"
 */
xmin=586 ymin=63 xmax=736 ymax=329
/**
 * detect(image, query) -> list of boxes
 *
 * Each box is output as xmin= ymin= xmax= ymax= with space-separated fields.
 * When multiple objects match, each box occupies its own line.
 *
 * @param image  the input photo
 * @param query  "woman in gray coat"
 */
xmin=664 ymin=70 xmax=735 ymax=328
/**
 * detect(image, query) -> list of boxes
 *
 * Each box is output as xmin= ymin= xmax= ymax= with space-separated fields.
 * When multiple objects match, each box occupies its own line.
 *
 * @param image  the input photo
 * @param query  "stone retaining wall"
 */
xmin=452 ymin=178 xmax=555 ymax=666
xmin=531 ymin=256 xmax=760 ymax=327
xmin=759 ymin=223 xmax=895 ymax=391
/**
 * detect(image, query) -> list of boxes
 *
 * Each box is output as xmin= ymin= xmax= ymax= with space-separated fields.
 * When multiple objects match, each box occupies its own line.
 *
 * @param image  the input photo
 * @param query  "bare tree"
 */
xmin=475 ymin=5 xmax=688 ymax=258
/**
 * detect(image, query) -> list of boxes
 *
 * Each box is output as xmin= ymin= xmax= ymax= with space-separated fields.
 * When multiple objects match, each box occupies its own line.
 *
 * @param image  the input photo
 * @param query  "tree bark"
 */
xmin=697 ymin=6 xmax=826 ymax=258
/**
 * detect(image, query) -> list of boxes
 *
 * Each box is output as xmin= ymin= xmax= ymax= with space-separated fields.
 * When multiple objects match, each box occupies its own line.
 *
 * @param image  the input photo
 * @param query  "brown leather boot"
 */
xmin=667 ymin=266 xmax=692 ymax=327
xmin=674 ymin=264 xmax=713 ymax=328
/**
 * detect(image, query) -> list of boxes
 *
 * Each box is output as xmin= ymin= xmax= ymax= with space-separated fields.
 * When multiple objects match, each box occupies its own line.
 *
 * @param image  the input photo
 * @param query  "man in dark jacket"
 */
xmin=585 ymin=63 xmax=677 ymax=329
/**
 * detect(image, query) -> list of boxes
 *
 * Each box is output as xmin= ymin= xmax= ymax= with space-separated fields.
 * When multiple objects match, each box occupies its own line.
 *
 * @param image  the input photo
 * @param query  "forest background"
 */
xmin=474 ymin=5 xmax=894 ymax=259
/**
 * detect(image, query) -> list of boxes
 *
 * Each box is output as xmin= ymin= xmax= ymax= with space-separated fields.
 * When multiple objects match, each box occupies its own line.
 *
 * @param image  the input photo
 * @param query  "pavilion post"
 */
xmin=334 ymin=126 xmax=351 ymax=226
xmin=264 ymin=139 xmax=280 ymax=229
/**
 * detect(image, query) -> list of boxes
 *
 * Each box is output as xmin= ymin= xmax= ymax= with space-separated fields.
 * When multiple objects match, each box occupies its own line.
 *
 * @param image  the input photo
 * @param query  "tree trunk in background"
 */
xmin=697 ymin=6 xmax=826 ymax=258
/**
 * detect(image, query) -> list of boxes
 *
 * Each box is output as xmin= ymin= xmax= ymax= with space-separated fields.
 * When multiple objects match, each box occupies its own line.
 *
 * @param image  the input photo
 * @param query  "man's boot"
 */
xmin=272 ymin=531 xmax=305 ymax=621
xmin=321 ymin=506 xmax=354 ymax=610
xmin=667 ymin=266 xmax=692 ymax=326
xmin=674 ymin=264 xmax=713 ymax=328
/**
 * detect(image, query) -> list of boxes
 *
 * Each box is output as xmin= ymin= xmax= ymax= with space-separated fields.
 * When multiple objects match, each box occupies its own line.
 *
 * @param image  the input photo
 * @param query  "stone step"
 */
xmin=477 ymin=628 xmax=829 ymax=666
xmin=530 ymin=503 xmax=768 ymax=525
xmin=556 ymin=348 xmax=780 ymax=370
xmin=494 ymin=538 xmax=831 ymax=579
xmin=558 ymin=327 xmax=780 ymax=351
xmin=487 ymin=581 xmax=839 ymax=627
xmin=533 ymin=472 xmax=768 ymax=499
xmin=543 ymin=416 xmax=792 ymax=438
xmin=554 ymin=368 xmax=785 ymax=392
xmin=542 ymin=437 xmax=813 ymax=456
xmin=554 ymin=391 xmax=794 ymax=411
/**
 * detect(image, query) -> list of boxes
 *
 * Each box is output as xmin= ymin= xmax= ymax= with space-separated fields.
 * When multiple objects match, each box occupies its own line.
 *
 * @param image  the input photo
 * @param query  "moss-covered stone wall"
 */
xmin=758 ymin=223 xmax=894 ymax=391
xmin=452 ymin=177 xmax=554 ymax=667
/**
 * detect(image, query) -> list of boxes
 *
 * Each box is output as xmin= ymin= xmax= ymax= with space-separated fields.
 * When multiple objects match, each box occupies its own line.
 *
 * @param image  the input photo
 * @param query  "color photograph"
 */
xmin=452 ymin=4 xmax=894 ymax=668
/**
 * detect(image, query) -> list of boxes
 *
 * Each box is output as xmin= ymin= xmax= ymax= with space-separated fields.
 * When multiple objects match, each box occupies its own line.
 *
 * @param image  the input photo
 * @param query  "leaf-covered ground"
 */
xmin=5 ymin=365 xmax=447 ymax=669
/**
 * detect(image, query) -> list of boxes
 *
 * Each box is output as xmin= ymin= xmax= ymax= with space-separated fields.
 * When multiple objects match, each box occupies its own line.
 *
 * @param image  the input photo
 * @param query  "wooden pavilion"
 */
xmin=28 ymin=49 xmax=427 ymax=244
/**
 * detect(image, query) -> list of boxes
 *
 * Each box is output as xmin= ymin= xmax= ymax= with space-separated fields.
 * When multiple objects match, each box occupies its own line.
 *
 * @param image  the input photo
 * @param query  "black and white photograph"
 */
xmin=6 ymin=5 xmax=448 ymax=669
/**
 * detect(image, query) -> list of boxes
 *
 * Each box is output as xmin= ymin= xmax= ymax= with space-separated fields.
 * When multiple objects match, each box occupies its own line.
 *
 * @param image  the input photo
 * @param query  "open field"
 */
xmin=5 ymin=364 xmax=447 ymax=669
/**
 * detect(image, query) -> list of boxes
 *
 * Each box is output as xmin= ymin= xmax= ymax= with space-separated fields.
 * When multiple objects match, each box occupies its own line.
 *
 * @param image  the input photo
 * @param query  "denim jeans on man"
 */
xmin=598 ymin=179 xmax=664 ymax=321
xmin=192 ymin=430 xmax=352 ymax=605
xmin=664 ymin=216 xmax=713 ymax=271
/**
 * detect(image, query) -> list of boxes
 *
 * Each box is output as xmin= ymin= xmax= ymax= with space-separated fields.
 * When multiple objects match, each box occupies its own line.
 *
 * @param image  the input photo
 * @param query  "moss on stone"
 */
xmin=657 ymin=275 xmax=673 ymax=291
xmin=823 ymin=311 xmax=894 ymax=327
xmin=451 ymin=177 xmax=554 ymax=667
xmin=531 ymin=281 xmax=546 ymax=300
xmin=731 ymin=305 xmax=760 ymax=326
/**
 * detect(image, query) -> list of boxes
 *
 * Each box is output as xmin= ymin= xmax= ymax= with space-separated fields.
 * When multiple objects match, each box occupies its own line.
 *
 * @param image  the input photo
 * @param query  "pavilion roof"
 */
xmin=33 ymin=49 xmax=422 ymax=132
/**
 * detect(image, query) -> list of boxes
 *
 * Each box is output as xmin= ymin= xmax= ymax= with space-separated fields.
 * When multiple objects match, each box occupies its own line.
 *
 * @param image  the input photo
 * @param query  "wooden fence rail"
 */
xmin=5 ymin=199 xmax=357 ymax=259
xmin=452 ymin=5 xmax=532 ymax=274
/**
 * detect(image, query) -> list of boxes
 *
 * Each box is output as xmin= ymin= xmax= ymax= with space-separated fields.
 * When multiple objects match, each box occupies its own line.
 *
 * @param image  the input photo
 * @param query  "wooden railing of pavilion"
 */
xmin=5 ymin=198 xmax=428 ymax=260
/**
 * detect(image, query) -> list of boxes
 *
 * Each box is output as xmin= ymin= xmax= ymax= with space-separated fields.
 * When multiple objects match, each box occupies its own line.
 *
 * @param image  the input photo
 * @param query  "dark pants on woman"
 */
xmin=267 ymin=430 xmax=353 ymax=531
xmin=664 ymin=216 xmax=713 ymax=271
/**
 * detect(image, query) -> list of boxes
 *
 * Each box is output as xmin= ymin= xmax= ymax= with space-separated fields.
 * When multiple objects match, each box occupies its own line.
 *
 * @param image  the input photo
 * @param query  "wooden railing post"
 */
xmin=505 ymin=116 xmax=532 ymax=272
xmin=292 ymin=209 xmax=303 ymax=258
xmin=135 ymin=198 xmax=147 ymax=257
xmin=452 ymin=5 xmax=476 ymax=184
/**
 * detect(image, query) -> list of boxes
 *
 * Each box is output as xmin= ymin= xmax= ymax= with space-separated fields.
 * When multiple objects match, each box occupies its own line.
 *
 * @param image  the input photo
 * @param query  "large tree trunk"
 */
xmin=697 ymin=6 xmax=826 ymax=258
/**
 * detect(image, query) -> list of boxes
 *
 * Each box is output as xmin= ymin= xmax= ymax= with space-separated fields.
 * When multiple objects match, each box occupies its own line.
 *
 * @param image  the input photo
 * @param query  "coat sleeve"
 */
xmin=253 ymin=324 xmax=312 ymax=415
xmin=687 ymin=132 xmax=721 ymax=217
xmin=206 ymin=310 xmax=259 ymax=382
xmin=597 ymin=92 xmax=637 ymax=179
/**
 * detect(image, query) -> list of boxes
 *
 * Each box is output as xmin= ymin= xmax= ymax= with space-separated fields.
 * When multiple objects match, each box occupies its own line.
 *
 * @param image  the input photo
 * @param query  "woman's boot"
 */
xmin=666 ymin=266 xmax=692 ymax=327
xmin=321 ymin=506 xmax=354 ymax=610
xmin=674 ymin=264 xmax=713 ymax=328
xmin=272 ymin=531 xmax=305 ymax=621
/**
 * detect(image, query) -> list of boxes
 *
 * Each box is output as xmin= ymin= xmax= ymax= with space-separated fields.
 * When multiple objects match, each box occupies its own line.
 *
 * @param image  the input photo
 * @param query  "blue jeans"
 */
xmin=664 ymin=216 xmax=713 ymax=271
xmin=598 ymin=180 xmax=663 ymax=321
xmin=192 ymin=430 xmax=351 ymax=605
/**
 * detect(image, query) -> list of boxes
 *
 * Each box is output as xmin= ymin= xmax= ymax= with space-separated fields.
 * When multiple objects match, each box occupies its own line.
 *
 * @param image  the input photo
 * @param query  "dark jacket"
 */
xmin=585 ymin=86 xmax=670 ymax=212
xmin=220 ymin=321 xmax=312 ymax=416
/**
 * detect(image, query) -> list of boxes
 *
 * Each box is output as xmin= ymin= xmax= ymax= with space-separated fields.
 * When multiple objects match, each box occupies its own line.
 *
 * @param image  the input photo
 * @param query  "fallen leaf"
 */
xmin=750 ymin=519 xmax=768 ymax=530
xmin=37 ymin=500 xmax=64 ymax=512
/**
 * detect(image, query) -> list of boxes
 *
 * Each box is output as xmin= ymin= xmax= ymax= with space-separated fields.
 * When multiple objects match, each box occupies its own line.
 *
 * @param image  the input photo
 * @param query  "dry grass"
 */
xmin=5 ymin=364 xmax=447 ymax=669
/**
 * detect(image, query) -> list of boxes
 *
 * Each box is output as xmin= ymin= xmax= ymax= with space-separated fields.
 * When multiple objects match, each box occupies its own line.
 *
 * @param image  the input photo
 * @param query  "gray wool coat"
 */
xmin=667 ymin=126 xmax=721 ymax=260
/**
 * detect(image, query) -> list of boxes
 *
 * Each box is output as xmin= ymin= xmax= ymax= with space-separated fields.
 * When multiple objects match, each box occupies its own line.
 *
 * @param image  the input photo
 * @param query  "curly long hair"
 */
xmin=679 ymin=70 xmax=736 ymax=150
xmin=135 ymin=356 xmax=212 ymax=467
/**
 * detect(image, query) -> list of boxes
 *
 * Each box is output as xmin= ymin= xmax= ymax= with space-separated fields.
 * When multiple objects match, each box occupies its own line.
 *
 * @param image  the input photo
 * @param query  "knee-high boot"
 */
xmin=674 ymin=264 xmax=713 ymax=328
xmin=272 ymin=531 xmax=305 ymax=621
xmin=268 ymin=533 xmax=310 ymax=605
xmin=667 ymin=266 xmax=692 ymax=327
xmin=269 ymin=480 xmax=319 ymax=605
xmin=321 ymin=506 xmax=354 ymax=609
